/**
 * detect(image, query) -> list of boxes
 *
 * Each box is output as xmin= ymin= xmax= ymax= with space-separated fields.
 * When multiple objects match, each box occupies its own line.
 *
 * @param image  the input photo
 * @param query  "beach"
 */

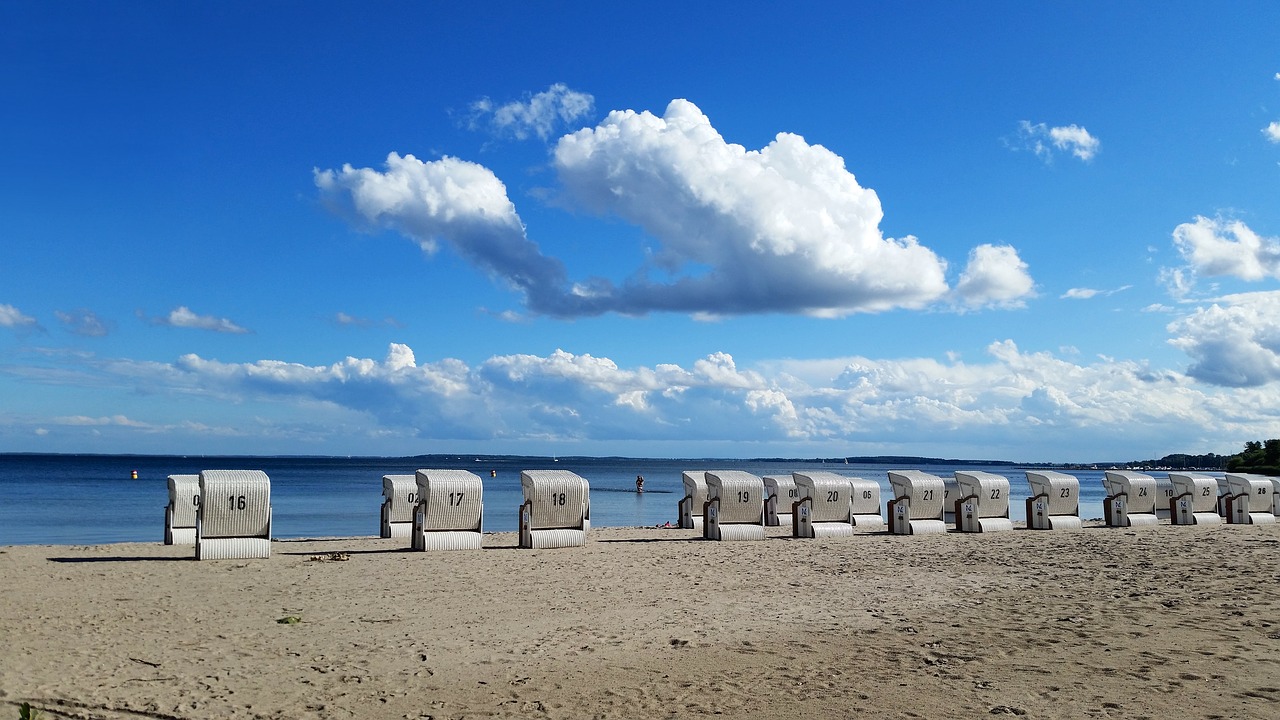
xmin=3 ymin=522 xmax=1280 ymax=719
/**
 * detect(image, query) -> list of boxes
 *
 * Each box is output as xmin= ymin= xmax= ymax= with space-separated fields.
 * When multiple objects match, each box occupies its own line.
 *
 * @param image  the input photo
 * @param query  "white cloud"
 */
xmin=155 ymin=306 xmax=250 ymax=334
xmin=1060 ymin=285 xmax=1132 ymax=300
xmin=55 ymin=309 xmax=111 ymax=337
xmin=553 ymin=99 xmax=956 ymax=316
xmin=316 ymin=152 xmax=578 ymax=315
xmin=25 ymin=338 xmax=1271 ymax=459
xmin=1062 ymin=288 xmax=1101 ymax=300
xmin=1016 ymin=121 xmax=1100 ymax=162
xmin=467 ymin=83 xmax=594 ymax=141
xmin=55 ymin=414 xmax=150 ymax=428
xmin=332 ymin=312 xmax=400 ymax=329
xmin=952 ymin=244 xmax=1035 ymax=309
xmin=1167 ymin=291 xmax=1280 ymax=387
xmin=321 ymin=100 xmax=1031 ymax=319
xmin=1171 ymin=216 xmax=1280 ymax=282
xmin=0 ymin=303 xmax=38 ymax=330
xmin=1264 ymin=121 xmax=1280 ymax=144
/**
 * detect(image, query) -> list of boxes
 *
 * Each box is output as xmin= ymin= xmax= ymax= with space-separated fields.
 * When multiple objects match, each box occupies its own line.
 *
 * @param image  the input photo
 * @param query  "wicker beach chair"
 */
xmin=164 ymin=474 xmax=200 ymax=545
xmin=1024 ymin=470 xmax=1082 ymax=530
xmin=953 ymin=471 xmax=1013 ymax=533
xmin=1215 ymin=475 xmax=1233 ymax=517
xmin=791 ymin=471 xmax=854 ymax=538
xmin=1224 ymin=473 xmax=1278 ymax=525
xmin=1102 ymin=470 xmax=1161 ymax=527
xmin=678 ymin=471 xmax=708 ymax=531
xmin=763 ymin=474 xmax=798 ymax=527
xmin=519 ymin=470 xmax=590 ymax=548
xmin=846 ymin=475 xmax=884 ymax=528
xmin=942 ymin=475 xmax=961 ymax=525
xmin=412 ymin=469 xmax=484 ymax=551
xmin=704 ymin=470 xmax=766 ymax=541
xmin=1167 ymin=472 xmax=1224 ymax=526
xmin=380 ymin=474 xmax=417 ymax=539
xmin=196 ymin=470 xmax=272 ymax=560
xmin=886 ymin=470 xmax=948 ymax=535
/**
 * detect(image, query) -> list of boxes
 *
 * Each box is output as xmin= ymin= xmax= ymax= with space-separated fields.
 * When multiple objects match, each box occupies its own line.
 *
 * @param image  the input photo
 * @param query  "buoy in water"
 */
xmin=131 ymin=470 xmax=138 ymax=480
xmin=490 ymin=469 xmax=496 ymax=478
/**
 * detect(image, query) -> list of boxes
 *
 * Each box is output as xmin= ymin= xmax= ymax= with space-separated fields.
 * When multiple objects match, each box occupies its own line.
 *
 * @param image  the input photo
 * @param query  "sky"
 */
xmin=2 ymin=2 xmax=1280 ymax=462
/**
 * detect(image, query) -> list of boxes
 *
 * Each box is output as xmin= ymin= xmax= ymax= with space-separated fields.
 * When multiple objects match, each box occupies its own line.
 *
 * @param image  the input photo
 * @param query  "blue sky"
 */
xmin=3 ymin=2 xmax=1279 ymax=461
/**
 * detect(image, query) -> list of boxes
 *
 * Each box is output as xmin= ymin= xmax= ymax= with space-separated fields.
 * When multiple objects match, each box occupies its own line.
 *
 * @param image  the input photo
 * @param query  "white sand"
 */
xmin=3 ymin=522 xmax=1280 ymax=719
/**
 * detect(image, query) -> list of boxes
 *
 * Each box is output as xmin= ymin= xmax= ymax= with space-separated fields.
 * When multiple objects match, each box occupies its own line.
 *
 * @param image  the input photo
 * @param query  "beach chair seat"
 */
xmin=942 ymin=475 xmax=961 ymax=524
xmin=1102 ymin=471 xmax=1161 ymax=527
xmin=519 ymin=470 xmax=589 ymax=548
xmin=954 ymin=471 xmax=1013 ymax=533
xmin=791 ymin=471 xmax=854 ymax=538
xmin=1154 ymin=476 xmax=1176 ymax=520
xmin=412 ymin=469 xmax=484 ymax=551
xmin=887 ymin=470 xmax=948 ymax=535
xmin=678 ymin=471 xmax=708 ymax=531
xmin=763 ymin=474 xmax=799 ymax=527
xmin=380 ymin=474 xmax=417 ymax=539
xmin=1024 ymin=470 xmax=1081 ymax=530
xmin=196 ymin=470 xmax=271 ymax=560
xmin=1168 ymin=473 xmax=1224 ymax=526
xmin=1215 ymin=476 xmax=1233 ymax=517
xmin=847 ymin=476 xmax=884 ymax=528
xmin=1224 ymin=473 xmax=1277 ymax=525
xmin=164 ymin=474 xmax=200 ymax=545
xmin=704 ymin=471 xmax=765 ymax=541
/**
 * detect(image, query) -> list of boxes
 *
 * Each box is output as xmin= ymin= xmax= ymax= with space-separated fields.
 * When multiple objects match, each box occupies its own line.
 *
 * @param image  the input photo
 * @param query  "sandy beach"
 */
xmin=3 ymin=522 xmax=1280 ymax=719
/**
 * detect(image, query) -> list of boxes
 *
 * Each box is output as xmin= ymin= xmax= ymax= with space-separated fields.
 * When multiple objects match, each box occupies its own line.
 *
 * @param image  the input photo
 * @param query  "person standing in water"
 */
xmin=635 ymin=475 xmax=645 ymax=493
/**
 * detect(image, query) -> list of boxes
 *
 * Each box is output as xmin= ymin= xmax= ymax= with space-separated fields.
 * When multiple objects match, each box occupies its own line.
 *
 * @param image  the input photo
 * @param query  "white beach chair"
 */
xmin=164 ymin=474 xmax=200 ymax=545
xmin=942 ymin=475 xmax=961 ymax=524
xmin=1102 ymin=470 xmax=1161 ymax=527
xmin=1272 ymin=477 xmax=1280 ymax=518
xmin=791 ymin=471 xmax=854 ymax=538
xmin=704 ymin=470 xmax=766 ymax=541
xmin=953 ymin=471 xmax=1013 ymax=533
xmin=763 ymin=474 xmax=799 ymax=528
xmin=196 ymin=470 xmax=271 ymax=560
xmin=1024 ymin=471 xmax=1082 ymax=530
xmin=678 ymin=471 xmax=708 ymax=531
xmin=519 ymin=470 xmax=589 ymax=549
xmin=1154 ymin=476 xmax=1176 ymax=521
xmin=1224 ymin=473 xmax=1278 ymax=525
xmin=1215 ymin=475 xmax=1233 ymax=517
xmin=887 ymin=470 xmax=948 ymax=535
xmin=380 ymin=474 xmax=417 ymax=539
xmin=847 ymin=476 xmax=884 ymax=529
xmin=411 ymin=469 xmax=484 ymax=551
xmin=1167 ymin=472 xmax=1224 ymax=526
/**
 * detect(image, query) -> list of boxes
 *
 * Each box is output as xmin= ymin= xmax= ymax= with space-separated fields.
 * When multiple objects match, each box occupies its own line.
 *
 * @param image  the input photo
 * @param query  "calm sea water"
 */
xmin=0 ymin=454 xmax=1127 ymax=546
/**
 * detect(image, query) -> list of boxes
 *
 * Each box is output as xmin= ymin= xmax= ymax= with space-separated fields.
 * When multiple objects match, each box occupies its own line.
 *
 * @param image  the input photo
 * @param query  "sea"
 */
xmin=0 ymin=453 xmax=1130 ymax=546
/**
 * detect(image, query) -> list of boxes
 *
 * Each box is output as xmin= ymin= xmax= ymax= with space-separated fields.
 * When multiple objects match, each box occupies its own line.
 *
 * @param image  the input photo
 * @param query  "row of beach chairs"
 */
xmin=165 ymin=468 xmax=592 ymax=558
xmin=680 ymin=469 xmax=1280 ymax=537
xmin=164 ymin=467 xmax=1280 ymax=558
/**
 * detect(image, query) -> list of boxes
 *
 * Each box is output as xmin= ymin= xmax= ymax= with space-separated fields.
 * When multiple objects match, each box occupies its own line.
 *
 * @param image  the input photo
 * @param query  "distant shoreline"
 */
xmin=0 ymin=450 xmax=1218 ymax=470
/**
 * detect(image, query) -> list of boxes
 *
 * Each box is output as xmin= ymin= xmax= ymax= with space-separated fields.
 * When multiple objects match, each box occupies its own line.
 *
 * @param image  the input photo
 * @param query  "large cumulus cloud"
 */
xmin=553 ymin=99 xmax=953 ymax=316
xmin=317 ymin=98 xmax=1034 ymax=318
xmin=1167 ymin=291 xmax=1280 ymax=387
xmin=1171 ymin=216 xmax=1280 ymax=282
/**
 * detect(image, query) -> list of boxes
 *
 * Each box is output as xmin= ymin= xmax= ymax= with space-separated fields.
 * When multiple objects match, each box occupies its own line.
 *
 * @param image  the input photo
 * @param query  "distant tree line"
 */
xmin=1124 ymin=452 xmax=1229 ymax=470
xmin=1226 ymin=439 xmax=1280 ymax=476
